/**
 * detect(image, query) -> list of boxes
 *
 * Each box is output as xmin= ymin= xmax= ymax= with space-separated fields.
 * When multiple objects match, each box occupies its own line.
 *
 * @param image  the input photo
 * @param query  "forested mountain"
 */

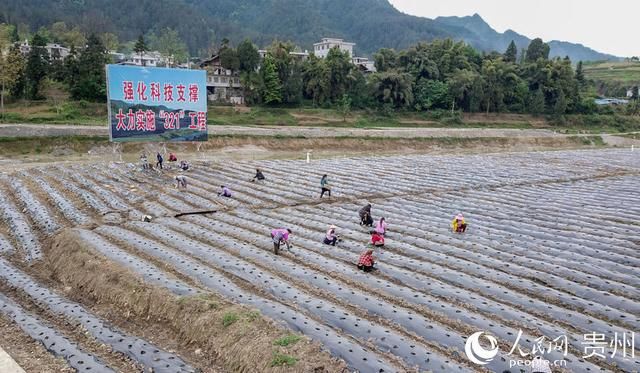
xmin=1 ymin=0 xmax=621 ymax=61
xmin=436 ymin=14 xmax=620 ymax=62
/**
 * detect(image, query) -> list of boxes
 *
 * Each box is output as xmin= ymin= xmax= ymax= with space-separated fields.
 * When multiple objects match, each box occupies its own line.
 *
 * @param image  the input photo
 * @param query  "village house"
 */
xmin=19 ymin=40 xmax=70 ymax=59
xmin=313 ymin=38 xmax=376 ymax=73
xmin=198 ymin=37 xmax=375 ymax=104
xmin=198 ymin=54 xmax=244 ymax=105
xmin=313 ymin=38 xmax=355 ymax=58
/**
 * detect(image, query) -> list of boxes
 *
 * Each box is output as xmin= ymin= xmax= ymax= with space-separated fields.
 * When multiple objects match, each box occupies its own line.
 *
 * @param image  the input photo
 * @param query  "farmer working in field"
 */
xmin=375 ymin=217 xmax=388 ymax=236
xmin=140 ymin=153 xmax=149 ymax=170
xmin=252 ymin=168 xmax=265 ymax=182
xmin=357 ymin=249 xmax=376 ymax=272
xmin=359 ymin=203 xmax=373 ymax=226
xmin=179 ymin=160 xmax=189 ymax=171
xmin=370 ymin=230 xmax=384 ymax=247
xmin=323 ymin=225 xmax=340 ymax=246
xmin=218 ymin=185 xmax=232 ymax=198
xmin=320 ymin=174 xmax=331 ymax=198
xmin=271 ymin=228 xmax=292 ymax=254
xmin=156 ymin=152 xmax=164 ymax=169
xmin=451 ymin=213 xmax=467 ymax=233
xmin=175 ymin=175 xmax=187 ymax=189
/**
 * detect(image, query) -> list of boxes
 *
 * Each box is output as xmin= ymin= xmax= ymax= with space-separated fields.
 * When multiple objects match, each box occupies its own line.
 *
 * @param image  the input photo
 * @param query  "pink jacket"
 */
xmin=271 ymin=228 xmax=289 ymax=241
xmin=375 ymin=220 xmax=387 ymax=234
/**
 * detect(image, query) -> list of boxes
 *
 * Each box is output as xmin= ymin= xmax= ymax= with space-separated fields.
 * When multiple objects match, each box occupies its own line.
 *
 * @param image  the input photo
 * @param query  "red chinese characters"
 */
xmin=135 ymin=109 xmax=146 ymax=130
xmin=115 ymin=109 xmax=127 ymax=130
xmin=164 ymin=83 xmax=174 ymax=102
xmin=150 ymin=82 xmax=161 ymax=101
xmin=188 ymin=84 xmax=199 ymax=103
xmin=123 ymin=81 xmax=134 ymax=101
xmin=145 ymin=110 xmax=156 ymax=131
xmin=188 ymin=111 xmax=207 ymax=131
xmin=137 ymin=82 xmax=148 ymax=101
xmin=177 ymin=84 xmax=186 ymax=102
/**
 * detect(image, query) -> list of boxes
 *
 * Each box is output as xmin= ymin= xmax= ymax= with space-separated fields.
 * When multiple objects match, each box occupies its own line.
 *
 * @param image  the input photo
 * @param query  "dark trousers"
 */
xmin=320 ymin=187 xmax=331 ymax=198
xmin=456 ymin=223 xmax=467 ymax=233
xmin=323 ymin=237 xmax=337 ymax=246
xmin=357 ymin=264 xmax=374 ymax=272
xmin=360 ymin=215 xmax=373 ymax=226
xmin=156 ymin=161 xmax=163 ymax=169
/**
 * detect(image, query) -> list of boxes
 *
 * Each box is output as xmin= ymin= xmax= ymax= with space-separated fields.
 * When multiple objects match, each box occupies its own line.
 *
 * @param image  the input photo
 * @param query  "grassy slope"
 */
xmin=583 ymin=61 xmax=640 ymax=85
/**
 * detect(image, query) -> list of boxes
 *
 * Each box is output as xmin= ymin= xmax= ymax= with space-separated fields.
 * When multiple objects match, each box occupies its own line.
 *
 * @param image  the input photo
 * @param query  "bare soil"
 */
xmin=38 ymin=230 xmax=347 ymax=373
xmin=0 ymin=315 xmax=73 ymax=373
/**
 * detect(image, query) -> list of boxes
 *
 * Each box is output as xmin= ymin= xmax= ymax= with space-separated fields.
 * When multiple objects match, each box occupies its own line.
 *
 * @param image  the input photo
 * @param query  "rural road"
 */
xmin=1 ymin=124 xmax=640 ymax=146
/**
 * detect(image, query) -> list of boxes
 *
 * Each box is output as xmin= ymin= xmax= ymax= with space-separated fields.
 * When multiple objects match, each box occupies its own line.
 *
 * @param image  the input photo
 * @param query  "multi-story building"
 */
xmin=313 ymin=38 xmax=355 ymax=58
xmin=198 ymin=54 xmax=244 ymax=105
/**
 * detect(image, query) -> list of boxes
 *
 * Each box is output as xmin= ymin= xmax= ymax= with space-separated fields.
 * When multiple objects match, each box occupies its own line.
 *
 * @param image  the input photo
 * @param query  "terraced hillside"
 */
xmin=0 ymin=149 xmax=639 ymax=372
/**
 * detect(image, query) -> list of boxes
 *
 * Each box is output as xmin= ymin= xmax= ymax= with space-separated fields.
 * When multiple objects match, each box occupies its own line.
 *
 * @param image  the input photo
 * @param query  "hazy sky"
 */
xmin=388 ymin=0 xmax=638 ymax=57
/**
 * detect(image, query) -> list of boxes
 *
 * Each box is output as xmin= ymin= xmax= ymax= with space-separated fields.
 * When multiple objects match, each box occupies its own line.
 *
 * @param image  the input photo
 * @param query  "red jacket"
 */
xmin=371 ymin=232 xmax=384 ymax=246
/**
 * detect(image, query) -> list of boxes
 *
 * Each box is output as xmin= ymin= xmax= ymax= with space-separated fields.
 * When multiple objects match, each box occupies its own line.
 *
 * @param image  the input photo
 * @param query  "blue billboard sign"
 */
xmin=106 ymin=65 xmax=207 ymax=142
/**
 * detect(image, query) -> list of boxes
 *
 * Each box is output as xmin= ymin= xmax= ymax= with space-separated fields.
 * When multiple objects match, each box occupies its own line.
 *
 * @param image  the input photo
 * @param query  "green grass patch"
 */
xmin=222 ymin=312 xmax=239 ymax=327
xmin=244 ymin=310 xmax=261 ymax=322
xmin=270 ymin=352 xmax=298 ymax=367
xmin=273 ymin=334 xmax=301 ymax=347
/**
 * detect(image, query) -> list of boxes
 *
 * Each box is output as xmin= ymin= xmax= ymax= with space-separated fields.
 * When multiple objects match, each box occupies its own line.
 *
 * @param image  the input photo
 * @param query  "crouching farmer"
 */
xmin=357 ymin=249 xmax=376 ymax=272
xmin=270 ymin=228 xmax=292 ymax=255
xmin=451 ymin=213 xmax=467 ymax=233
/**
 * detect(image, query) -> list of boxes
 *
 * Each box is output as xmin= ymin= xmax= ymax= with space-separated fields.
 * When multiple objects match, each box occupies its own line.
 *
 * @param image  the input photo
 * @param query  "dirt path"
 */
xmin=0 ymin=123 xmax=562 ymax=138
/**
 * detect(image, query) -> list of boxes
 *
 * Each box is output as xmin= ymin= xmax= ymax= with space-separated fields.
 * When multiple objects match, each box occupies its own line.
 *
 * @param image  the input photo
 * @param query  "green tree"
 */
xmin=575 ymin=61 xmax=585 ymax=87
xmin=0 ymin=23 xmax=16 ymax=51
xmin=302 ymin=55 xmax=330 ymax=106
xmin=338 ymin=94 xmax=351 ymax=122
xmin=219 ymin=45 xmax=240 ymax=71
xmin=526 ymin=38 xmax=550 ymax=62
xmin=237 ymin=39 xmax=260 ymax=74
xmin=504 ymin=40 xmax=518 ymax=63
xmin=553 ymin=89 xmax=567 ymax=116
xmin=370 ymin=70 xmax=414 ymax=108
xmin=24 ymin=33 xmax=49 ymax=100
xmin=447 ymin=69 xmax=477 ymax=112
xmin=71 ymin=33 xmax=108 ymax=101
xmin=529 ymin=88 xmax=546 ymax=115
xmin=133 ymin=34 xmax=147 ymax=65
xmin=101 ymin=33 xmax=119 ymax=52
xmin=373 ymin=48 xmax=397 ymax=72
xmin=261 ymin=54 xmax=282 ymax=104
xmin=63 ymin=45 xmax=79 ymax=89
xmin=50 ymin=22 xmax=86 ymax=47
xmin=413 ymin=79 xmax=450 ymax=111
xmin=152 ymin=28 xmax=189 ymax=66
xmin=0 ymin=45 xmax=25 ymax=114
xmin=326 ymin=47 xmax=353 ymax=101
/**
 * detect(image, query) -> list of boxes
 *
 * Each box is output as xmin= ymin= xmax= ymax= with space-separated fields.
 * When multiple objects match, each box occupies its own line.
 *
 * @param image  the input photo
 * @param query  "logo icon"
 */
xmin=465 ymin=332 xmax=499 ymax=365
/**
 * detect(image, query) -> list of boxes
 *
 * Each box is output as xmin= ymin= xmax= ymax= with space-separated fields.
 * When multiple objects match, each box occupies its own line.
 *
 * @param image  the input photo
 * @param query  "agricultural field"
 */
xmin=583 ymin=61 xmax=640 ymax=85
xmin=0 ymin=149 xmax=638 ymax=372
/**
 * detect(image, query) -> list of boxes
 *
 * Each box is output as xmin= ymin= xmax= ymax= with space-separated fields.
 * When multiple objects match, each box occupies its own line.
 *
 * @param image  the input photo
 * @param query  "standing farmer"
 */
xmin=156 ymin=152 xmax=164 ymax=170
xmin=320 ymin=174 xmax=331 ymax=199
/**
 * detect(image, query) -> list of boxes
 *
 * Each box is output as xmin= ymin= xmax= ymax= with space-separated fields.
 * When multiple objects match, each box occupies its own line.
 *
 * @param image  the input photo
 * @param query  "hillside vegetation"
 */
xmin=1 ymin=0 xmax=619 ymax=61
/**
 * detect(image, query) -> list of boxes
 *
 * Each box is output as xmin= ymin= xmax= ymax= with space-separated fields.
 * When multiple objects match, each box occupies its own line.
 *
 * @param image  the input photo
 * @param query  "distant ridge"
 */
xmin=1 ymin=0 xmax=621 ymax=61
